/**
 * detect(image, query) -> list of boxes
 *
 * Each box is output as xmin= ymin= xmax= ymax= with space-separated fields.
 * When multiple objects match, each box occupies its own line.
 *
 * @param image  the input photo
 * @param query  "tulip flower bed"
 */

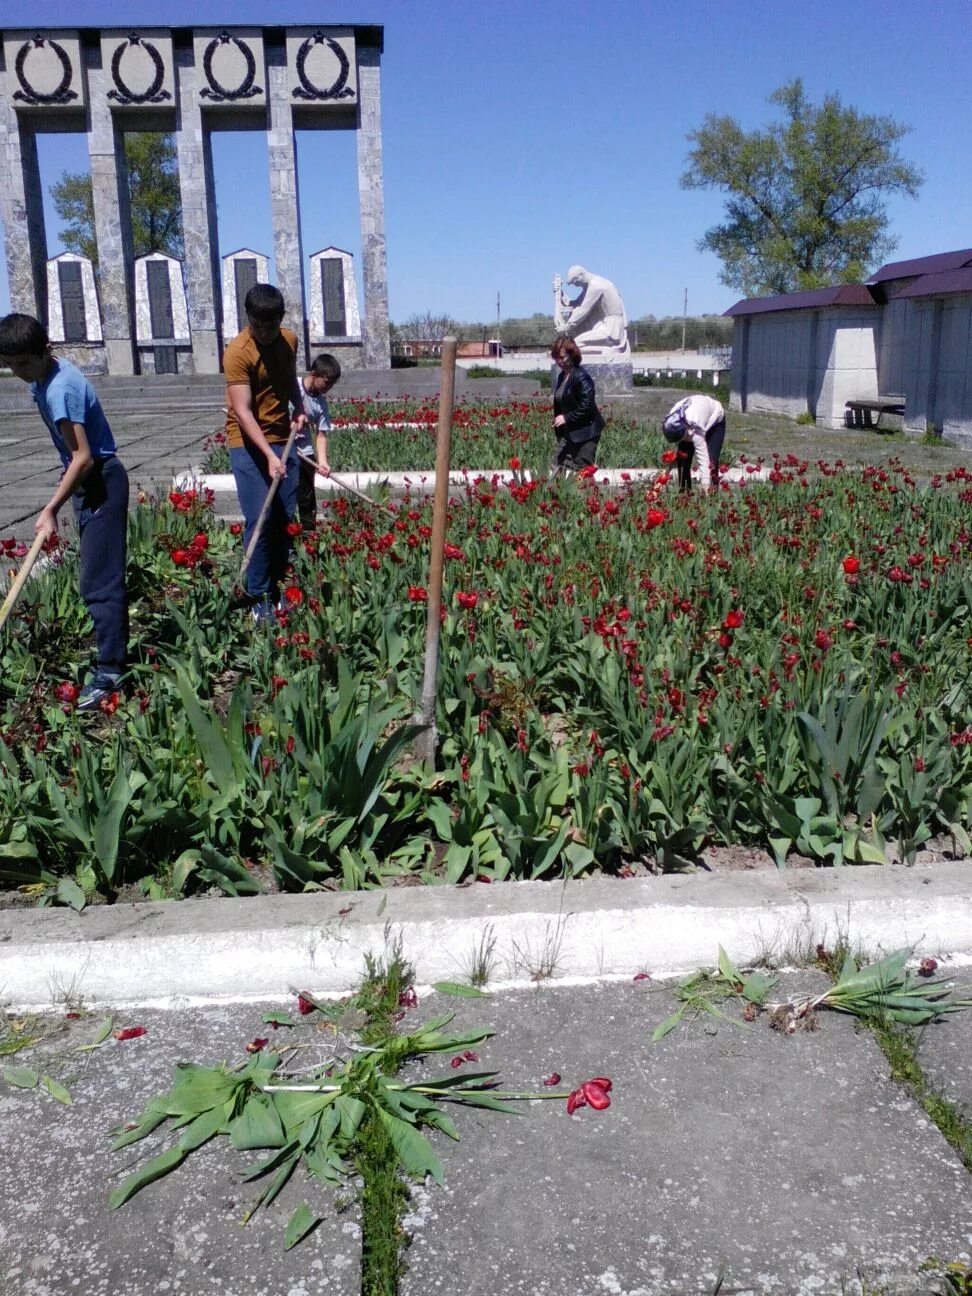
xmin=1 ymin=449 xmax=972 ymax=907
xmin=201 ymin=397 xmax=659 ymax=474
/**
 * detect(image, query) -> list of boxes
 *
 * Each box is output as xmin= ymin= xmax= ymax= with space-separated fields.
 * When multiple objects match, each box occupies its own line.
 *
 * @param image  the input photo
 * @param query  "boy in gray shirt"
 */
xmin=296 ymin=353 xmax=341 ymax=529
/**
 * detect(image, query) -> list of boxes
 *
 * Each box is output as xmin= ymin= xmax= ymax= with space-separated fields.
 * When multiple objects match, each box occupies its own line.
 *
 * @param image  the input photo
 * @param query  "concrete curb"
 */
xmin=177 ymin=465 xmax=771 ymax=496
xmin=1 ymin=863 xmax=970 ymax=1011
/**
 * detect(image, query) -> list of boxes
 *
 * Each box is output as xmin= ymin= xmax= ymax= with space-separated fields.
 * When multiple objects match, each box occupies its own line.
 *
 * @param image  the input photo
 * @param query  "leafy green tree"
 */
xmin=681 ymin=80 xmax=923 ymax=297
xmin=51 ymin=132 xmax=183 ymax=267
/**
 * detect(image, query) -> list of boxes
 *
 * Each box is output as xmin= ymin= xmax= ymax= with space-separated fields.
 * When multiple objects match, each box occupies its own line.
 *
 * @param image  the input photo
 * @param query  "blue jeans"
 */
xmin=230 ymin=439 xmax=299 ymax=603
xmin=71 ymin=456 xmax=129 ymax=673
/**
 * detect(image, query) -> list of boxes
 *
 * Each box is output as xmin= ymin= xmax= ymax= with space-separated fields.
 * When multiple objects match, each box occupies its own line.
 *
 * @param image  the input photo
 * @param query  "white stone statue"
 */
xmin=553 ymin=265 xmax=629 ymax=356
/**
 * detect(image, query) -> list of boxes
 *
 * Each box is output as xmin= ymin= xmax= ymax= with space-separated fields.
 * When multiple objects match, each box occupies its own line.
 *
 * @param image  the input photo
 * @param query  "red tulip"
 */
xmin=566 ymin=1076 xmax=613 ymax=1114
xmin=408 ymin=586 xmax=428 ymax=603
xmin=842 ymin=556 xmax=860 ymax=575
xmin=645 ymin=508 xmax=666 ymax=530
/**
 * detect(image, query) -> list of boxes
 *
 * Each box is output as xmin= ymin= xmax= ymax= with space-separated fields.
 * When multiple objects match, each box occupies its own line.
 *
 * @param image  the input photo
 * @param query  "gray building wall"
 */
xmin=904 ymin=296 xmax=972 ymax=449
xmin=875 ymin=295 xmax=910 ymax=398
xmin=730 ymin=308 xmax=879 ymax=428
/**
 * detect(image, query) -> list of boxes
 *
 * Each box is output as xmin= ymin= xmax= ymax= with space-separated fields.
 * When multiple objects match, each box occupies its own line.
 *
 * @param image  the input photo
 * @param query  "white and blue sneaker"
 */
xmin=77 ymin=669 xmax=122 ymax=713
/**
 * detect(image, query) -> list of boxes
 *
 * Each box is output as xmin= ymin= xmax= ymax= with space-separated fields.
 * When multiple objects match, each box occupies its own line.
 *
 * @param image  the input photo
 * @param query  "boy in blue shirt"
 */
xmin=295 ymin=353 xmax=341 ymax=530
xmin=0 ymin=313 xmax=129 ymax=711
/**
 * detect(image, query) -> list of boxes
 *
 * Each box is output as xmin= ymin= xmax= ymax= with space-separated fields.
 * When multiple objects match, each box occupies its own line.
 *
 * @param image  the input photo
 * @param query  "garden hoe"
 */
xmin=0 ymin=532 xmax=47 ymax=633
xmin=296 ymin=450 xmax=396 ymax=517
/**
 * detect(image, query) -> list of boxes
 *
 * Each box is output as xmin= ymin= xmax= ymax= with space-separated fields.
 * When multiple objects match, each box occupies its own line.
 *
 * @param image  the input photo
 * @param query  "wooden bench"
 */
xmin=844 ymin=397 xmax=905 ymax=430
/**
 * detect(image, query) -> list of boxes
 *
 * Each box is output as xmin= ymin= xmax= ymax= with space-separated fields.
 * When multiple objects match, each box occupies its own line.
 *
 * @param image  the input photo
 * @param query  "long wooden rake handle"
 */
xmin=0 ymin=532 xmax=47 ymax=633
xmin=297 ymin=451 xmax=397 ymax=516
xmin=240 ymin=425 xmax=300 ymax=583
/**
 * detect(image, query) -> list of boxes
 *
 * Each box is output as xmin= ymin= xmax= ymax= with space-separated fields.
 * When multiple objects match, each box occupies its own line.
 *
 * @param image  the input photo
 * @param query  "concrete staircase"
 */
xmin=0 ymin=367 xmax=547 ymax=415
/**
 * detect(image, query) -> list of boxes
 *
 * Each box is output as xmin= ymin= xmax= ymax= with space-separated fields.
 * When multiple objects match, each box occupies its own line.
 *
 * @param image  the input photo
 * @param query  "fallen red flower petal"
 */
xmin=114 ymin=1026 xmax=147 ymax=1041
xmin=246 ymin=1038 xmax=269 ymax=1053
xmin=566 ymin=1087 xmax=587 ymax=1114
xmin=543 ymin=1072 xmax=561 ymax=1086
xmin=398 ymin=986 xmax=418 ymax=1009
xmin=297 ymin=993 xmax=316 ymax=1015
xmin=450 ymin=1055 xmax=465 ymax=1068
xmin=633 ymin=971 xmax=650 ymax=982
xmin=462 ymin=1050 xmax=480 ymax=1063
xmin=581 ymin=1080 xmax=612 ymax=1110
xmin=918 ymin=957 xmax=939 ymax=976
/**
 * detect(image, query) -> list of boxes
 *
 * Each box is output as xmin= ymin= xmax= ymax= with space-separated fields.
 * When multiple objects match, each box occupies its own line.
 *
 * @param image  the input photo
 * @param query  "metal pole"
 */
xmin=413 ymin=337 xmax=457 ymax=765
xmin=681 ymin=287 xmax=688 ymax=353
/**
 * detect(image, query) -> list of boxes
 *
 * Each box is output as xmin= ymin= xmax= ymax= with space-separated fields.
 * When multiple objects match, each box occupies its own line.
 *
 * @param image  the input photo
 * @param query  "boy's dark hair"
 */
xmin=244 ymin=283 xmax=286 ymax=323
xmin=0 ymin=312 xmax=50 ymax=358
xmin=309 ymin=353 xmax=341 ymax=382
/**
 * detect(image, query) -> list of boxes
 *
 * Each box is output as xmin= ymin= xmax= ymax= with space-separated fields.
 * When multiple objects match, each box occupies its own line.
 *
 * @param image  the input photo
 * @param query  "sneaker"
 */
xmin=77 ymin=670 xmax=122 ymax=713
xmin=249 ymin=599 xmax=276 ymax=625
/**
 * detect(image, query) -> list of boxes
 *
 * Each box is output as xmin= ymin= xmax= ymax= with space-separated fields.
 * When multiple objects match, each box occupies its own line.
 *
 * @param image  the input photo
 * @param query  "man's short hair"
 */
xmin=0 ymin=312 xmax=49 ymax=358
xmin=244 ymin=283 xmax=286 ymax=323
xmin=309 ymin=353 xmax=341 ymax=382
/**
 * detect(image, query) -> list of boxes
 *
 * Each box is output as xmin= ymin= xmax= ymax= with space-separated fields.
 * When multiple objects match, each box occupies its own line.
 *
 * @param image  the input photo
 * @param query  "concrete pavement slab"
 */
xmin=912 ymin=964 xmax=972 ymax=1123
xmin=400 ymin=981 xmax=972 ymax=1296
xmin=0 ymin=1003 xmax=360 ymax=1296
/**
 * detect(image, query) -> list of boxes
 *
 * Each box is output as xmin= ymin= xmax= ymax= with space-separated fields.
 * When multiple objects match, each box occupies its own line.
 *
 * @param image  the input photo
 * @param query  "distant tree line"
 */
xmin=390 ymin=311 xmax=733 ymax=353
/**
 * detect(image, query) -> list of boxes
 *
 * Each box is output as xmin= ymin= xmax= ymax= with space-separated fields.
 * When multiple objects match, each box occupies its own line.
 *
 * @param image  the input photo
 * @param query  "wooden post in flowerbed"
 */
xmin=413 ymin=338 xmax=458 ymax=766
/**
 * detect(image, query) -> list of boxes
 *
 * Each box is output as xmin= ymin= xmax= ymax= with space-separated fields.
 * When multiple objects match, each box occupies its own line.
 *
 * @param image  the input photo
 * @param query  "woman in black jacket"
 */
xmin=551 ymin=335 xmax=606 ymax=474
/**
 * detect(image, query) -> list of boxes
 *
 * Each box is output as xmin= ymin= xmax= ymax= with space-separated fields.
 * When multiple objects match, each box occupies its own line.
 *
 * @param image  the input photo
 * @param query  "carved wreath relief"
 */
xmin=13 ymin=36 xmax=78 ymax=105
xmin=200 ymin=33 xmax=263 ymax=102
xmin=292 ymin=32 xmax=355 ymax=101
xmin=107 ymin=34 xmax=171 ymax=105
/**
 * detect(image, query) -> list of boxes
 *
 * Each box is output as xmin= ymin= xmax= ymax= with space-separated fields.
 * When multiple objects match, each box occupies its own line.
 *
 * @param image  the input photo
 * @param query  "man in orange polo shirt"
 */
xmin=224 ymin=283 xmax=308 ymax=621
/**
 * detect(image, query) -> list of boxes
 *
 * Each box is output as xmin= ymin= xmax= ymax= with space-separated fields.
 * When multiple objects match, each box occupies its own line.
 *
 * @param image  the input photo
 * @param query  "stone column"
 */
xmin=265 ymin=37 xmax=306 ymax=361
xmin=175 ymin=47 xmax=221 ymax=373
xmin=0 ymin=99 xmax=48 ymax=323
xmin=356 ymin=45 xmax=390 ymax=369
xmin=84 ymin=50 xmax=136 ymax=375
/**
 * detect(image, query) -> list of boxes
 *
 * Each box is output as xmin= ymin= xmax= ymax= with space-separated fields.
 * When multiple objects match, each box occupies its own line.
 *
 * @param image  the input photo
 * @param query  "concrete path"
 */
xmin=2 ymin=977 xmax=970 ymax=1296
xmin=3 ymin=866 xmax=972 ymax=1293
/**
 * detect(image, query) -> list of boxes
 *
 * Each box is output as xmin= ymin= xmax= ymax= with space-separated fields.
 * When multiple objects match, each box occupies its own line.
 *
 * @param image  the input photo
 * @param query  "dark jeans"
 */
xmin=230 ymin=439 xmax=299 ymax=603
xmin=70 ymin=456 xmax=129 ymax=673
xmin=294 ymin=429 xmax=317 ymax=527
xmin=677 ymin=416 xmax=727 ymax=491
xmin=552 ymin=435 xmax=599 ymax=472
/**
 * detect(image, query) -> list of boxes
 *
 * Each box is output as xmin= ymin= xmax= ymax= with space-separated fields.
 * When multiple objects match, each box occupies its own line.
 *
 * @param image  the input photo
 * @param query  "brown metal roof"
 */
xmin=869 ymin=249 xmax=972 ymax=284
xmin=724 ymin=284 xmax=876 ymax=317
xmin=892 ymin=267 xmax=972 ymax=299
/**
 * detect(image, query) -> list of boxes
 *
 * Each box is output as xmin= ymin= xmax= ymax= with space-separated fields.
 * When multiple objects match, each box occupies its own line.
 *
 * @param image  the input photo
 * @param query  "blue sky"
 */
xmin=3 ymin=1 xmax=971 ymax=325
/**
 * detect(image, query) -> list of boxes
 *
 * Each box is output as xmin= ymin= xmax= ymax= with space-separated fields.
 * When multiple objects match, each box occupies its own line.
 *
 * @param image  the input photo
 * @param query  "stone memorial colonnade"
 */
xmin=0 ymin=24 xmax=390 ymax=373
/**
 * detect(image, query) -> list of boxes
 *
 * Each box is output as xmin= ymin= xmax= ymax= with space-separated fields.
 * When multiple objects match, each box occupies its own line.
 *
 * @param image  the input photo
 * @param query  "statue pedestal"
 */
xmin=552 ymin=350 xmax=634 ymax=396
